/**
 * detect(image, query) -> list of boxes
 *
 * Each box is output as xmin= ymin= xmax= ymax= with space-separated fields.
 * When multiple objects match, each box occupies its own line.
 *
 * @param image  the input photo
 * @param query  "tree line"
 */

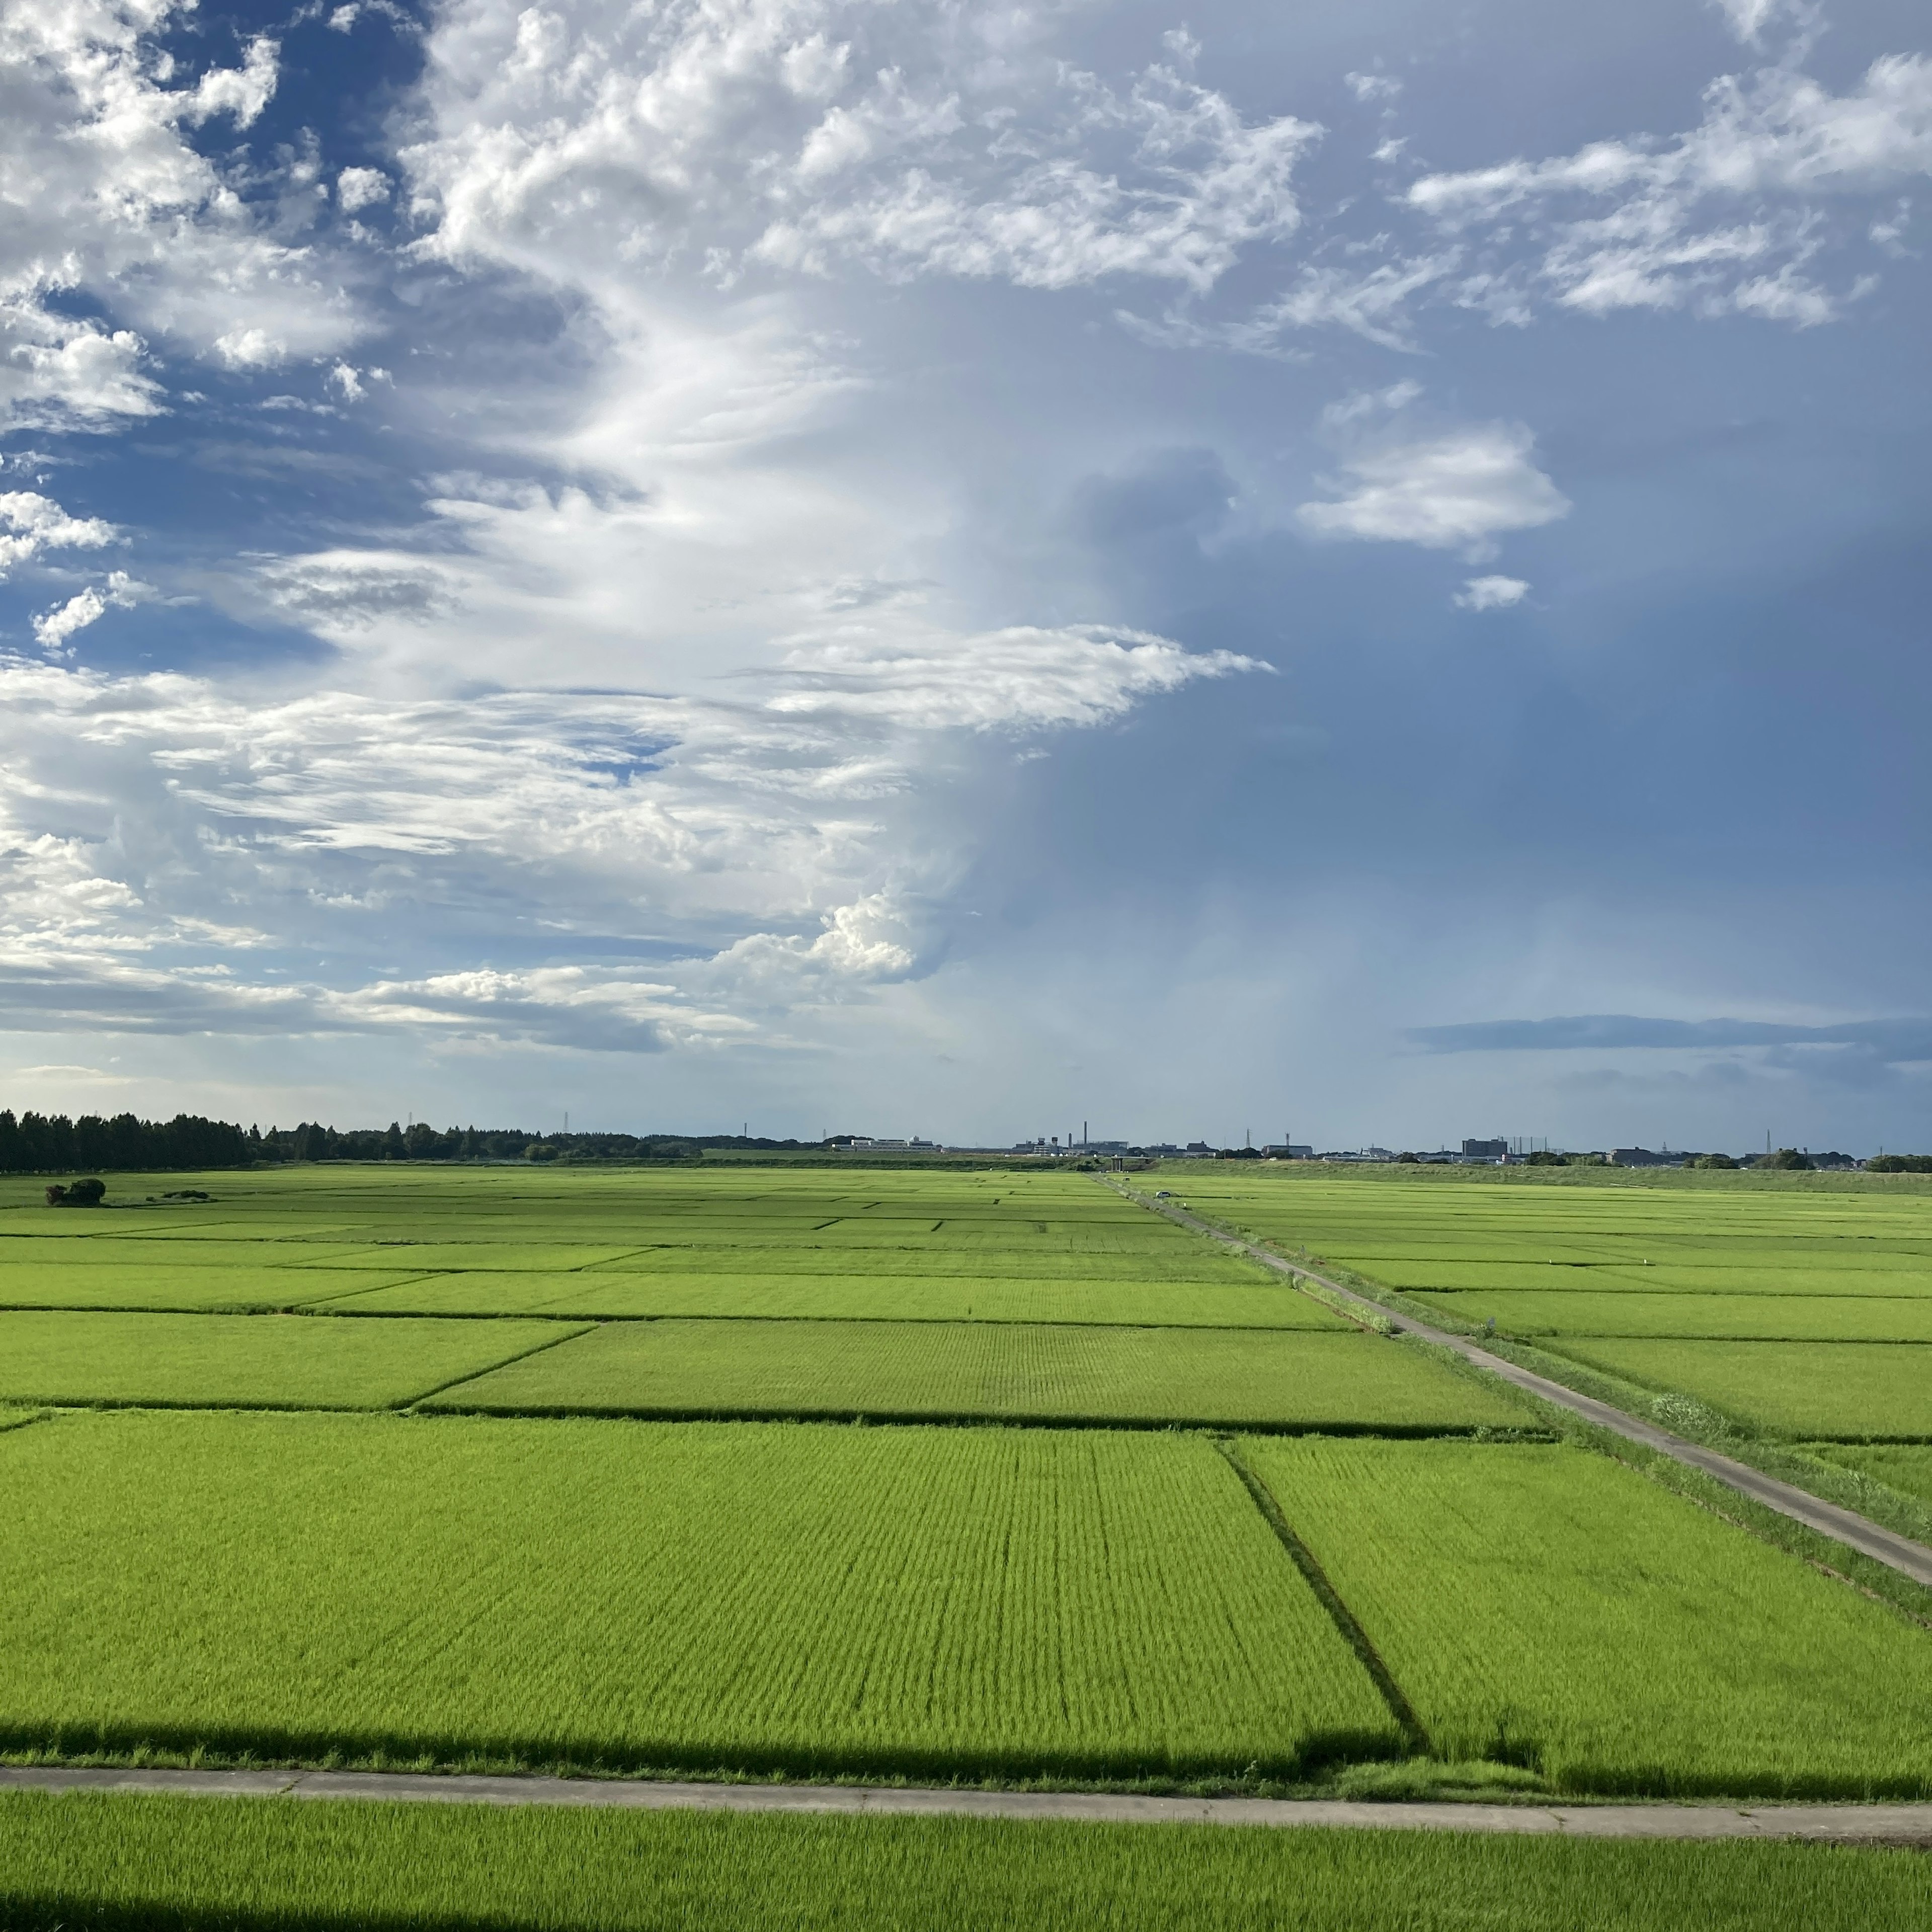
xmin=0 ymin=1110 xmax=820 ymax=1173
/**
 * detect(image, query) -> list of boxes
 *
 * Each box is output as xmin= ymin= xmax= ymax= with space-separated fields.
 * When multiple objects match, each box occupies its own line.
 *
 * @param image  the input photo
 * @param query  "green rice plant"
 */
xmin=282 ymin=1243 xmax=653 ymax=1272
xmin=1237 ymin=1437 xmax=1932 ymax=1797
xmin=315 ymin=1270 xmax=1338 ymax=1327
xmin=421 ymin=1319 xmax=1523 ymax=1431
xmin=0 ymin=1312 xmax=587 ymax=1411
xmin=584 ymin=1245 xmax=1252 ymax=1280
xmin=1406 ymin=1291 xmax=1932 ymax=1342
xmin=0 ymin=1263 xmax=433 ymax=1312
xmin=1539 ymin=1338 xmax=1932 ymax=1439
xmin=2 ymin=1792 xmax=1928 ymax=1932
xmin=0 ymin=1410 xmax=1395 ymax=1781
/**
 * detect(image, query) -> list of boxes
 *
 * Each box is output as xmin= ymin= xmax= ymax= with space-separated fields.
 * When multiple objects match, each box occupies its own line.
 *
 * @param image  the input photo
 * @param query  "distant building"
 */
xmin=1261 ymin=1144 xmax=1313 ymax=1159
xmin=1609 ymin=1147 xmax=1682 ymax=1167
xmin=1462 ymin=1138 xmax=1507 ymax=1159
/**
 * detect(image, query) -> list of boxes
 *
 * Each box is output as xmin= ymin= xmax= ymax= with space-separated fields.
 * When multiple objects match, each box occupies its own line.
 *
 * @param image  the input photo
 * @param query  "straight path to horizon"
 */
xmin=6 ymin=1766 xmax=1930 ymax=1843
xmin=1107 ymin=1179 xmax=1932 ymax=1592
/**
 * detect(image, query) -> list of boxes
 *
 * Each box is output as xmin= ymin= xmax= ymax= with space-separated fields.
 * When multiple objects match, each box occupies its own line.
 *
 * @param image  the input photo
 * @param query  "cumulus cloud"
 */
xmin=407 ymin=1 xmax=1319 ymax=297
xmin=1299 ymin=420 xmax=1569 ymax=558
xmin=0 ymin=492 xmax=119 ymax=575
xmin=32 ymin=570 xmax=148 ymax=651
xmin=336 ymin=167 xmax=390 ymax=212
xmin=1455 ymin=574 xmax=1530 ymax=610
xmin=0 ymin=1 xmax=366 ymax=408
xmin=0 ymin=283 xmax=163 ymax=429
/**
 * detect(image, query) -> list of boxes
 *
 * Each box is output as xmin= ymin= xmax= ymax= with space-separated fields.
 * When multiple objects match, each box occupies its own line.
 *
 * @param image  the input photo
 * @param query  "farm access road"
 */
xmin=1110 ymin=1181 xmax=1932 ymax=1593
xmin=5 ymin=1768 xmax=1930 ymax=1843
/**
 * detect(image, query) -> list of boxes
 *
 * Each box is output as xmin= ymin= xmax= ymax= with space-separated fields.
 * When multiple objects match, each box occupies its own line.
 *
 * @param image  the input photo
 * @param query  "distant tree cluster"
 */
xmin=1867 ymin=1154 xmax=1932 ymax=1174
xmin=0 ymin=1110 xmax=829 ymax=1175
xmin=254 ymin=1125 xmax=816 ymax=1165
xmin=0 ymin=1111 xmax=251 ymax=1174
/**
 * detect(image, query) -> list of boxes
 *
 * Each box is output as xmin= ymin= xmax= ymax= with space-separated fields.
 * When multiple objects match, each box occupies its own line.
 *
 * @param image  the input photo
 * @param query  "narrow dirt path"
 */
xmin=1111 ymin=1181 xmax=1932 ymax=1591
xmin=3 ymin=1766 xmax=1929 ymax=1841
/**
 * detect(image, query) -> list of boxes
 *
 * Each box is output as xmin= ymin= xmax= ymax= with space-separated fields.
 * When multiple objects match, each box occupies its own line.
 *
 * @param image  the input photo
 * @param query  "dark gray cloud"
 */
xmin=1410 ymin=1017 xmax=1932 ymax=1064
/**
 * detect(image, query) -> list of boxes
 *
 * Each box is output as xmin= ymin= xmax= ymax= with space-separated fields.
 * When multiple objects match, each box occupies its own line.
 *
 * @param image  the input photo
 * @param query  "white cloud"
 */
xmin=1408 ymin=54 xmax=1932 ymax=324
xmin=0 ymin=2 xmax=366 ymax=407
xmin=407 ymin=2 xmax=1319 ymax=297
xmin=765 ymin=622 xmax=1262 ymax=732
xmin=32 ymin=570 xmax=147 ymax=651
xmin=1709 ymin=0 xmax=1813 ymax=46
xmin=1455 ymin=574 xmax=1530 ymax=611
xmin=337 ymin=166 xmax=391 ymax=213
xmin=0 ymin=619 xmax=1255 ymax=1046
xmin=1344 ymin=72 xmax=1402 ymax=104
xmin=0 ymin=491 xmax=119 ymax=576
xmin=1299 ymin=422 xmax=1570 ymax=558
xmin=0 ymin=283 xmax=163 ymax=429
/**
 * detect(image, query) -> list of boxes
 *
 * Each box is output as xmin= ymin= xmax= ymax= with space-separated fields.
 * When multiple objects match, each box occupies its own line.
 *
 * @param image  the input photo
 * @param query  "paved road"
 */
xmin=4 ymin=1766 xmax=1929 ymax=1841
xmin=1114 ymin=1183 xmax=1932 ymax=1591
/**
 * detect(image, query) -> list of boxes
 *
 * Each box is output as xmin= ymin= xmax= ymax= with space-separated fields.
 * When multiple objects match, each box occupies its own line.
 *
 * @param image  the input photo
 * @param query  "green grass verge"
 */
xmin=0 ymin=1410 xmax=1396 ymax=1782
xmin=0 ymin=1312 xmax=588 ymax=1411
xmin=423 ymin=1319 xmax=1525 ymax=1432
xmin=3 ymin=1792 xmax=1930 ymax=1931
xmin=1237 ymin=1436 xmax=1932 ymax=1798
xmin=1809 ymin=1443 xmax=1932 ymax=1508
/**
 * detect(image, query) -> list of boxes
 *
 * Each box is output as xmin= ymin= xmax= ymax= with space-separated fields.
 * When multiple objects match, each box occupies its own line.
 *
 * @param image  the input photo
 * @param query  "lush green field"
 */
xmin=0 ymin=1408 xmax=1395 ymax=1779
xmin=1407 ymin=1290 xmax=1932 ymax=1341
xmin=317 ymin=1269 xmax=1325 ymax=1326
xmin=1238 ymin=1435 xmax=1932 ymax=1796
xmin=1163 ymin=1167 xmax=1932 ymax=1463
xmin=424 ymin=1318 xmax=1527 ymax=1430
xmin=0 ymin=1260 xmax=434 ymax=1312
xmin=1341 ymin=1259 xmax=1932 ymax=1295
xmin=7 ymin=1148 xmax=1931 ymax=1909
xmin=0 ymin=1311 xmax=586 ymax=1410
xmin=0 ymin=1168 xmax=1294 ymax=1317
xmin=1156 ymin=1168 xmax=1932 ymax=1289
xmin=3 ymin=1793 xmax=1927 ymax=1932
xmin=1540 ymin=1337 xmax=1932 ymax=1439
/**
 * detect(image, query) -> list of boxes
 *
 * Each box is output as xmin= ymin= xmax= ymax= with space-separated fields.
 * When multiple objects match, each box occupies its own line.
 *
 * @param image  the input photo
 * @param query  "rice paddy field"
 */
xmin=3 ymin=1792 xmax=1927 ymax=1932
xmin=2 ymin=1156 xmax=1930 ymax=1927
xmin=1165 ymin=1162 xmax=1932 ymax=1443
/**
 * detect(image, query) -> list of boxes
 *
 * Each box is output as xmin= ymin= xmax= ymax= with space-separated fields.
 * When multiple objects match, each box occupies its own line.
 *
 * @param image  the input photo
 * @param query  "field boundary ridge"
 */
xmin=1105 ymin=1182 xmax=1932 ymax=1592
xmin=4 ymin=1766 xmax=1930 ymax=1841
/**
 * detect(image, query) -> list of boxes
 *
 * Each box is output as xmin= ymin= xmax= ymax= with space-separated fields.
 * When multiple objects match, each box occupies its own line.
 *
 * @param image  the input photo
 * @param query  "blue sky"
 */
xmin=1 ymin=0 xmax=1927 ymax=1151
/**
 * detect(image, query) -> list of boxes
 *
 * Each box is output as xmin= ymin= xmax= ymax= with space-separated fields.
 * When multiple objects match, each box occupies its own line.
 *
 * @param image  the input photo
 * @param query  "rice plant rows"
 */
xmin=0 ymin=1311 xmax=589 ymax=1412
xmin=4 ymin=1792 xmax=1929 ymax=1932
xmin=420 ymin=1317 xmax=1530 ymax=1432
xmin=0 ymin=1410 xmax=1397 ymax=1781
xmin=1238 ymin=1436 xmax=1932 ymax=1797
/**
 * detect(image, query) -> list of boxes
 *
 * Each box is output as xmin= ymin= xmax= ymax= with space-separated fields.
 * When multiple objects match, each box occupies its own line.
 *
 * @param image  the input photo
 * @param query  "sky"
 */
xmin=0 ymin=0 xmax=1927 ymax=1152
